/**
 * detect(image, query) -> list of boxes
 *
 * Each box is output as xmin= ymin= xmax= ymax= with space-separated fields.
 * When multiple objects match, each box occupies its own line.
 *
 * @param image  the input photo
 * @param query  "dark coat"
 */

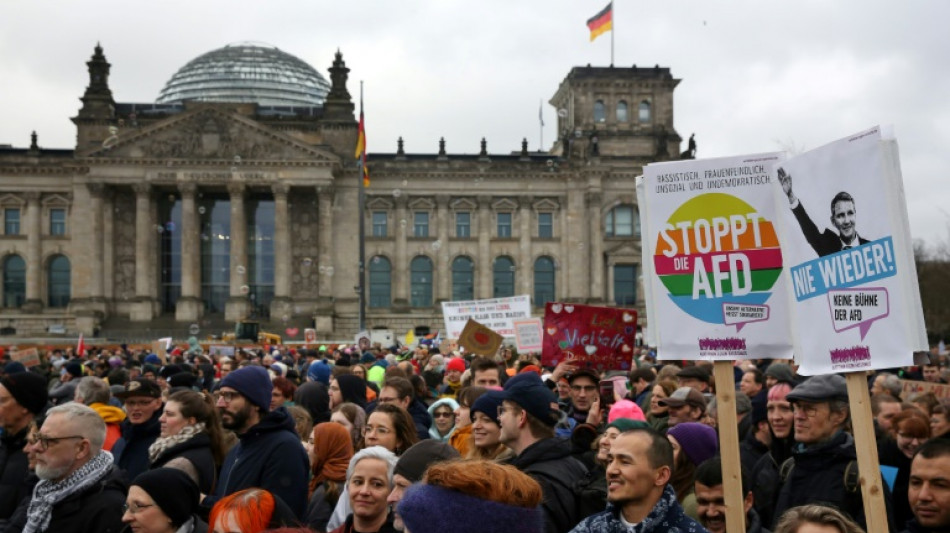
xmin=792 ymin=201 xmax=870 ymax=257
xmin=509 ymin=437 xmax=588 ymax=533
xmin=203 ymin=407 xmax=309 ymax=519
xmin=0 ymin=427 xmax=31 ymax=522
xmin=329 ymin=512 xmax=398 ymax=533
xmin=739 ymin=430 xmax=769 ymax=476
xmin=150 ymin=432 xmax=217 ymax=495
xmin=112 ymin=405 xmax=162 ymax=482
xmin=570 ymin=485 xmax=706 ymax=533
xmin=407 ymin=398 xmax=433 ymax=441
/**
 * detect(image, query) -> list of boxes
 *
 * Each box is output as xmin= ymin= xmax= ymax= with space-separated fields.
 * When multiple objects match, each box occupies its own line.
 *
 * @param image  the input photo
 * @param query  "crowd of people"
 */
xmin=0 ymin=341 xmax=947 ymax=533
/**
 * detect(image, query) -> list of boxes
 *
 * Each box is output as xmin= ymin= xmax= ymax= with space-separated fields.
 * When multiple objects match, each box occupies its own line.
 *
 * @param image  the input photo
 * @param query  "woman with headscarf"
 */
xmin=149 ymin=390 xmax=226 ymax=495
xmin=294 ymin=382 xmax=332 ymax=426
xmin=667 ymin=422 xmax=719 ymax=520
xmin=330 ymin=375 xmax=367 ymax=410
xmin=122 ymin=468 xmax=207 ymax=533
xmin=306 ymin=423 xmax=355 ymax=533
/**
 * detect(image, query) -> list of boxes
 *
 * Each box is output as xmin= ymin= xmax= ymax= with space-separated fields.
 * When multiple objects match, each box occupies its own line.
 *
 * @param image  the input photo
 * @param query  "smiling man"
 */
xmin=906 ymin=439 xmax=950 ymax=532
xmin=112 ymin=377 xmax=164 ymax=481
xmin=779 ymin=167 xmax=870 ymax=257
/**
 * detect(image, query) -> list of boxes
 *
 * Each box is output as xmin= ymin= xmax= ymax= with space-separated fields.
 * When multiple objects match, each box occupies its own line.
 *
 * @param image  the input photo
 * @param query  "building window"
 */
xmin=246 ymin=198 xmax=275 ymax=317
xmin=372 ymin=211 xmax=387 ymax=237
xmin=638 ymin=100 xmax=651 ymax=123
xmin=455 ymin=212 xmax=471 ymax=238
xmin=198 ymin=196 xmax=229 ymax=314
xmin=614 ymin=264 xmax=637 ymax=306
xmin=4 ymin=208 xmax=20 ymax=235
xmin=594 ymin=100 xmax=606 ymax=123
xmin=497 ymin=212 xmax=512 ymax=238
xmin=534 ymin=256 xmax=556 ymax=306
xmin=410 ymin=256 xmax=433 ymax=307
xmin=538 ymin=212 xmax=553 ymax=238
xmin=2 ymin=255 xmax=26 ymax=308
xmin=493 ymin=256 xmax=515 ymax=298
xmin=49 ymin=208 xmax=66 ymax=236
xmin=369 ymin=256 xmax=391 ymax=308
xmin=617 ymin=100 xmax=628 ymax=123
xmin=605 ymin=205 xmax=639 ymax=237
xmin=48 ymin=254 xmax=71 ymax=308
xmin=451 ymin=256 xmax=474 ymax=301
xmin=414 ymin=212 xmax=429 ymax=238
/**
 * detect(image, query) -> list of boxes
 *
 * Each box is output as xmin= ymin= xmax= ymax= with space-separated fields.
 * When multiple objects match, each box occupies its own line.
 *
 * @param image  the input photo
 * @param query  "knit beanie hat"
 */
xmin=64 ymin=361 xmax=83 ymax=378
xmin=500 ymin=372 xmax=558 ymax=427
xmin=471 ymin=390 xmax=506 ymax=426
xmin=3 ymin=361 xmax=26 ymax=375
xmin=218 ymin=366 xmax=273 ymax=412
xmin=0 ymin=371 xmax=48 ymax=415
xmin=132 ymin=468 xmax=199 ymax=528
xmin=398 ymin=484 xmax=545 ymax=533
xmin=667 ymin=422 xmax=719 ymax=467
xmin=445 ymin=358 xmax=466 ymax=373
xmin=393 ymin=440 xmax=460 ymax=483
xmin=308 ymin=360 xmax=331 ymax=385
xmin=607 ymin=400 xmax=646 ymax=423
xmin=606 ymin=418 xmax=649 ymax=433
xmin=335 ymin=374 xmax=367 ymax=408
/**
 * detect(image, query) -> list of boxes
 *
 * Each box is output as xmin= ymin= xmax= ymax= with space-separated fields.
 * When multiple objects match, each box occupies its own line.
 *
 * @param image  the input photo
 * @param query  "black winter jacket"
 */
xmin=150 ymin=432 xmax=217 ymax=495
xmin=508 ymin=437 xmax=588 ymax=533
xmin=112 ymin=406 xmax=162 ymax=482
xmin=0 ymin=427 xmax=31 ymax=523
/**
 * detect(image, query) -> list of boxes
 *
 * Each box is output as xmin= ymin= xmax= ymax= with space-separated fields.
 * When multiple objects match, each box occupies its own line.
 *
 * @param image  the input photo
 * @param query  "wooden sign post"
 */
xmin=845 ymin=372 xmax=889 ymax=533
xmin=713 ymin=361 xmax=746 ymax=533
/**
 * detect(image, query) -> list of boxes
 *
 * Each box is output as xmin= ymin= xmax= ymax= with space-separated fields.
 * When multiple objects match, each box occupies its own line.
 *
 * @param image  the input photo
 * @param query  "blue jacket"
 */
xmin=204 ymin=407 xmax=309 ymax=519
xmin=570 ymin=485 xmax=707 ymax=533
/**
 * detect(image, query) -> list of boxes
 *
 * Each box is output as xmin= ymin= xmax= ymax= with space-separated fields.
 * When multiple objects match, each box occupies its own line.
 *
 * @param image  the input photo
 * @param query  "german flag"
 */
xmin=355 ymin=110 xmax=369 ymax=187
xmin=587 ymin=2 xmax=613 ymax=42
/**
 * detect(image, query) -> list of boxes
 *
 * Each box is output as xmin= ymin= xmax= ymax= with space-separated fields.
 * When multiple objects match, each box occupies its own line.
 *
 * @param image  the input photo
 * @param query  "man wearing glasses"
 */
xmin=7 ymin=403 xmax=126 ymax=532
xmin=112 ymin=377 xmax=164 ymax=481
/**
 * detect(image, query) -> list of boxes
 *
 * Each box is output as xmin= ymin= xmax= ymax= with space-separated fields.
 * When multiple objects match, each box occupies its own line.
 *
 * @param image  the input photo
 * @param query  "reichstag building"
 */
xmin=0 ymin=42 xmax=684 ymax=338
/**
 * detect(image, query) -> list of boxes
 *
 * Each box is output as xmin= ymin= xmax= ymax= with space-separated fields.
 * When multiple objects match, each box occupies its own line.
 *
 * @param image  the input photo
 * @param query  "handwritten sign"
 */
xmin=900 ymin=379 xmax=950 ymax=401
xmin=541 ymin=302 xmax=637 ymax=371
xmin=441 ymin=295 xmax=532 ymax=338
xmin=458 ymin=318 xmax=504 ymax=356
xmin=512 ymin=318 xmax=543 ymax=352
xmin=11 ymin=348 xmax=41 ymax=367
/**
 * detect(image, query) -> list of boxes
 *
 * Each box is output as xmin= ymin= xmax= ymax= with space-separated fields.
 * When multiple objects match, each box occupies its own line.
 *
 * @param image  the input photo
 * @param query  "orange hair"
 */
xmin=208 ymin=488 xmax=275 ymax=533
xmin=423 ymin=460 xmax=542 ymax=508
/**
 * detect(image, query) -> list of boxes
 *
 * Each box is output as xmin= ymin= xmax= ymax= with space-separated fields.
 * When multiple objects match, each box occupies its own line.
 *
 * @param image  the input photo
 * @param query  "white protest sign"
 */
xmin=642 ymin=152 xmax=794 ymax=361
xmin=512 ymin=318 xmax=543 ymax=352
xmin=441 ymin=295 xmax=532 ymax=338
xmin=772 ymin=126 xmax=927 ymax=375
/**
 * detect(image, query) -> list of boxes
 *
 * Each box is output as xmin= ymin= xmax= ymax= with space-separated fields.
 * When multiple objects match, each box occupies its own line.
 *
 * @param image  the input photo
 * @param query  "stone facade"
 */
xmin=0 ymin=45 xmax=685 ymax=339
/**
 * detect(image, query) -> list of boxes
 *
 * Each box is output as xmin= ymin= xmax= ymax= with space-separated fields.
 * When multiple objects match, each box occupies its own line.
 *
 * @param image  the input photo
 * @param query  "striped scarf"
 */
xmin=24 ymin=450 xmax=114 ymax=533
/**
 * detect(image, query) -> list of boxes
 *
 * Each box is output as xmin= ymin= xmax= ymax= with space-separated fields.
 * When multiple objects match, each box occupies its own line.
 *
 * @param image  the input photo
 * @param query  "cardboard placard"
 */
xmin=541 ymin=302 xmax=637 ymax=371
xmin=512 ymin=318 xmax=543 ymax=353
xmin=304 ymin=328 xmax=317 ymax=345
xmin=900 ymin=379 xmax=950 ymax=400
xmin=11 ymin=348 xmax=41 ymax=368
xmin=457 ymin=318 xmax=504 ymax=356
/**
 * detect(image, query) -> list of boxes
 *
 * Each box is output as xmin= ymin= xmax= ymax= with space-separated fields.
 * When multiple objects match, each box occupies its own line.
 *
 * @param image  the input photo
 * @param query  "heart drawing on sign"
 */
xmin=473 ymin=332 xmax=490 ymax=345
xmin=547 ymin=327 xmax=558 ymax=336
xmin=621 ymin=344 xmax=632 ymax=353
xmin=624 ymin=326 xmax=634 ymax=335
xmin=285 ymin=328 xmax=299 ymax=337
xmin=585 ymin=345 xmax=597 ymax=355
xmin=559 ymin=341 xmax=570 ymax=349
xmin=622 ymin=312 xmax=634 ymax=323
xmin=551 ymin=303 xmax=563 ymax=313
xmin=564 ymin=305 xmax=575 ymax=313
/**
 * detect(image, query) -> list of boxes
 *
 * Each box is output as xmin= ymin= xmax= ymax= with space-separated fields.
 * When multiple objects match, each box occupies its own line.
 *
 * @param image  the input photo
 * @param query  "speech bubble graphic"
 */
xmin=827 ymin=287 xmax=889 ymax=340
xmin=722 ymin=303 xmax=770 ymax=332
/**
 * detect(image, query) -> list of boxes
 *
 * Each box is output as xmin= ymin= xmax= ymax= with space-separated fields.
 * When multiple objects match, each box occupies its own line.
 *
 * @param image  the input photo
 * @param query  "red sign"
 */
xmin=541 ymin=302 xmax=638 ymax=371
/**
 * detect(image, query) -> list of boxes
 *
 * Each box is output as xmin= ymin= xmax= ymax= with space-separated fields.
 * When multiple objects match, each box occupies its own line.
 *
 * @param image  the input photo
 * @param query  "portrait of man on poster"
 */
xmin=778 ymin=167 xmax=870 ymax=257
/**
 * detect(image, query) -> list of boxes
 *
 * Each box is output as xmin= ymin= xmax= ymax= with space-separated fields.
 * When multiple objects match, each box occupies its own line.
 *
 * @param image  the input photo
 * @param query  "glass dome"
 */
xmin=156 ymin=42 xmax=330 ymax=107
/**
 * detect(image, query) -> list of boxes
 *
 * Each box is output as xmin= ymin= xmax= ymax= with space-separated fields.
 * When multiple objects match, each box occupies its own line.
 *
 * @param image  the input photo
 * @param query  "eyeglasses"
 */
xmin=123 ymin=502 xmax=155 ymax=514
xmin=433 ymin=412 xmax=454 ymax=419
xmin=362 ymin=425 xmax=393 ymax=436
xmin=216 ymin=391 xmax=242 ymax=403
xmin=792 ymin=403 xmax=820 ymax=417
xmin=30 ymin=434 xmax=85 ymax=452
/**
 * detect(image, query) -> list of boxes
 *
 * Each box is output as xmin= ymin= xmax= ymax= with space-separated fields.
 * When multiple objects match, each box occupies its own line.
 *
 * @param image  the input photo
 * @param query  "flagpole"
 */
xmin=539 ymin=99 xmax=544 ymax=151
xmin=611 ymin=0 xmax=615 ymax=65
xmin=357 ymin=81 xmax=367 ymax=332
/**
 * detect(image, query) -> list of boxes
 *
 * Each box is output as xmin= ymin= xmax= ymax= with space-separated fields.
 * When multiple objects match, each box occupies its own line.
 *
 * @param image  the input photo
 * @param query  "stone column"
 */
xmin=23 ymin=192 xmax=42 ymax=311
xmin=174 ymin=182 xmax=202 ymax=321
xmin=435 ymin=194 xmax=450 ymax=302
xmin=477 ymin=195 xmax=492 ymax=298
xmin=86 ymin=183 xmax=105 ymax=302
xmin=225 ymin=182 xmax=249 ymax=321
xmin=270 ymin=183 xmax=292 ymax=319
xmin=129 ymin=184 xmax=155 ymax=321
xmin=518 ymin=196 xmax=533 ymax=296
xmin=392 ymin=195 xmax=409 ymax=310
xmin=588 ymin=192 xmax=605 ymax=303
xmin=316 ymin=186 xmax=335 ymax=306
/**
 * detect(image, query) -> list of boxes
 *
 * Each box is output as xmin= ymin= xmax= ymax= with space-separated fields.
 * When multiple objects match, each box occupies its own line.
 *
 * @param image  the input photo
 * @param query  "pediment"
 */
xmin=366 ymin=197 xmax=394 ymax=210
xmin=605 ymin=240 xmax=642 ymax=256
xmin=41 ymin=194 xmax=71 ymax=207
xmin=86 ymin=108 xmax=338 ymax=162
xmin=407 ymin=197 xmax=435 ymax=210
xmin=450 ymin=198 xmax=476 ymax=211
xmin=533 ymin=198 xmax=560 ymax=211
xmin=491 ymin=198 xmax=518 ymax=211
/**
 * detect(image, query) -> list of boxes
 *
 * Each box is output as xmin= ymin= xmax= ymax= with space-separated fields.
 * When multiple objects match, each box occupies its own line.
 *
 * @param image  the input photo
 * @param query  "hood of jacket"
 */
xmin=90 ymin=402 xmax=127 ymax=424
xmin=239 ymin=405 xmax=297 ymax=441
xmin=511 ymin=436 xmax=574 ymax=469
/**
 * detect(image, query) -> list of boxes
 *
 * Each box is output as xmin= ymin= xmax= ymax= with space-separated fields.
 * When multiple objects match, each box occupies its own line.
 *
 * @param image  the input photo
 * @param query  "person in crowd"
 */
xmin=497 ymin=372 xmax=587 ymax=533
xmin=469 ymin=357 xmax=505 ymax=388
xmin=627 ymin=367 xmax=656 ymax=410
xmin=208 ymin=488 xmax=298 ymax=533
xmin=740 ymin=368 xmax=767 ymax=400
xmin=870 ymin=372 xmax=903 ymax=399
xmin=308 ymin=360 xmax=332 ymax=386
xmin=113 ymin=378 xmax=165 ymax=481
xmin=931 ymin=399 xmax=950 ymax=440
xmin=386 ymin=440 xmax=460 ymax=532
xmin=740 ymin=393 xmax=771 ymax=474
xmin=73 ymin=376 xmax=126 ymax=452
xmin=437 ymin=358 xmax=465 ymax=398
xmin=466 ymin=390 xmax=514 ymax=462
xmin=149 ymin=389 xmax=226 ymax=495
xmin=376 ymin=377 xmax=431 ymax=441
xmin=330 ymin=375 xmax=368 ymax=410
xmin=332 ymin=403 xmax=367 ymax=452
xmin=750 ymin=382 xmax=795 ymax=528
xmin=764 ymin=363 xmax=798 ymax=389
xmin=575 ymin=419 xmax=648 ymax=521
xmin=0 ymin=371 xmax=48 ymax=526
xmin=205 ymin=366 xmax=309 ymax=519
xmin=330 ymin=446 xmax=398 ymax=533
xmin=872 ymin=393 xmax=903 ymax=439
xmin=658 ymin=387 xmax=707 ymax=429
xmin=306 ymin=422 xmax=354 ymax=533
xmin=8 ymin=403 xmax=127 ymax=533
xmin=295 ymin=381 xmax=331 ymax=427
xmin=570 ymin=427 xmax=706 ymax=533
xmin=879 ymin=408 xmax=931 ymax=529
xmin=426 ymin=398 xmax=458 ymax=442
xmin=287 ymin=405 xmax=314 ymax=455
xmin=695 ymin=456 xmax=769 ymax=533
xmin=448 ymin=386 xmax=487 ymax=457
xmin=667 ymin=422 xmax=719 ymax=519
xmin=397 ymin=460 xmax=545 ymax=533
xmin=47 ymin=361 xmax=82 ymax=406
xmin=921 ymin=363 xmax=945 ymax=384
xmin=565 ymin=368 xmax=600 ymax=428
xmin=773 ymin=504 xmax=865 ymax=533
xmin=910 ymin=392 xmax=940 ymax=417
xmin=676 ymin=365 xmax=712 ymax=394
xmin=905 ymin=438 xmax=950 ymax=532
xmin=123 ymin=468 xmax=207 ymax=533
xmin=270 ymin=377 xmax=296 ymax=411
xmin=647 ymin=379 xmax=677 ymax=434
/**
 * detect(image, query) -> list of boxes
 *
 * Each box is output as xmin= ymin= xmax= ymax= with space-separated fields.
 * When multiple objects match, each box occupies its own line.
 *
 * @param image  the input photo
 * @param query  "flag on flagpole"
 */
xmin=587 ymin=2 xmax=613 ymax=42
xmin=76 ymin=333 xmax=85 ymax=357
xmin=405 ymin=329 xmax=415 ymax=347
xmin=355 ymin=108 xmax=369 ymax=187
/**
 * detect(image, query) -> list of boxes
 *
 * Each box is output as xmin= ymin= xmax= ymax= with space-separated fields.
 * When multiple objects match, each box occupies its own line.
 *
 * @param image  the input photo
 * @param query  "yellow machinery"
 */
xmin=217 ymin=320 xmax=282 ymax=345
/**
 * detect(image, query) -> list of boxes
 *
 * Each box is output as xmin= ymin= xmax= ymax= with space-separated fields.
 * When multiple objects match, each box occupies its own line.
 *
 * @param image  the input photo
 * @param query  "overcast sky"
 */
xmin=2 ymin=1 xmax=947 ymax=247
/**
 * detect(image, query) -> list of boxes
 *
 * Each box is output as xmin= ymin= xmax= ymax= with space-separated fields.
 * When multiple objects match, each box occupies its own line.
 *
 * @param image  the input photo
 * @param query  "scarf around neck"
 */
xmin=148 ymin=422 xmax=206 ymax=464
xmin=24 ymin=450 xmax=114 ymax=533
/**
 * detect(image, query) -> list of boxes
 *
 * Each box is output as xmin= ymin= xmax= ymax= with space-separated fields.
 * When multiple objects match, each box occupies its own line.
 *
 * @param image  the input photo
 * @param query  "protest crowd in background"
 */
xmin=0 ymin=338 xmax=948 ymax=533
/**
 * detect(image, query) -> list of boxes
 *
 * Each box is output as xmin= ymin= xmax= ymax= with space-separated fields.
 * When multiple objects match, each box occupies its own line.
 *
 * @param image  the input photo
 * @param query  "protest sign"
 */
xmin=441 ymin=295 xmax=532 ymax=339
xmin=458 ymin=318 xmax=504 ymax=356
xmin=512 ymin=318 xmax=543 ymax=352
xmin=304 ymin=328 xmax=317 ymax=345
xmin=11 ymin=347 xmax=41 ymax=367
xmin=208 ymin=345 xmax=235 ymax=358
xmin=541 ymin=302 xmax=637 ymax=371
xmin=641 ymin=152 xmax=793 ymax=361
xmin=900 ymin=379 xmax=950 ymax=401
xmin=772 ymin=126 xmax=927 ymax=375
xmin=151 ymin=340 xmax=167 ymax=364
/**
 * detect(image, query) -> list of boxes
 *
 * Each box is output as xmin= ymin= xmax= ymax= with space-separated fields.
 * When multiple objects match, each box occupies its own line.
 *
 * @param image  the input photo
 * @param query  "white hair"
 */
xmin=346 ymin=445 xmax=397 ymax=483
xmin=46 ymin=402 xmax=106 ymax=451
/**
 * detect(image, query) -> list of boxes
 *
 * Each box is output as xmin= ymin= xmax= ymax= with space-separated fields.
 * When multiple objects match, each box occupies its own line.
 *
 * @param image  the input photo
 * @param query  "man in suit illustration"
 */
xmin=778 ymin=167 xmax=870 ymax=257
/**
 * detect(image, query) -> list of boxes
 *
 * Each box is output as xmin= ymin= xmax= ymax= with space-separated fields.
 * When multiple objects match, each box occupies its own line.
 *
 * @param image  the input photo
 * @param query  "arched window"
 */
xmin=3 ymin=255 xmax=26 ymax=308
xmin=534 ymin=256 xmax=556 ymax=306
xmin=369 ymin=256 xmax=391 ymax=308
xmin=410 ymin=256 xmax=433 ymax=307
xmin=638 ymin=100 xmax=652 ymax=123
xmin=493 ymin=256 xmax=515 ymax=298
xmin=451 ymin=256 xmax=474 ymax=301
xmin=605 ymin=205 xmax=640 ymax=237
xmin=594 ymin=100 xmax=606 ymax=123
xmin=617 ymin=100 xmax=628 ymax=123
xmin=47 ymin=255 xmax=70 ymax=308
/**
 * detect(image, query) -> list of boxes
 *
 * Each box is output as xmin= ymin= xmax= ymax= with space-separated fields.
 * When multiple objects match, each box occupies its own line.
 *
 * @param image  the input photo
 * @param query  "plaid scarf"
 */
xmin=147 ymin=422 xmax=206 ymax=464
xmin=24 ymin=450 xmax=114 ymax=533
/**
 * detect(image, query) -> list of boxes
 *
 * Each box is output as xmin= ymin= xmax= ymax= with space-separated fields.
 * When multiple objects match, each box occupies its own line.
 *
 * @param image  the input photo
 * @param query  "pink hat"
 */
xmin=608 ymin=399 xmax=646 ymax=423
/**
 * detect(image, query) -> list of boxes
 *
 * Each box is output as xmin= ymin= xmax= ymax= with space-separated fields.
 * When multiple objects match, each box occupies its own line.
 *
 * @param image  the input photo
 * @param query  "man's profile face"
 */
xmin=831 ymin=200 xmax=856 ymax=241
xmin=908 ymin=453 xmax=950 ymax=529
xmin=875 ymin=401 xmax=901 ymax=431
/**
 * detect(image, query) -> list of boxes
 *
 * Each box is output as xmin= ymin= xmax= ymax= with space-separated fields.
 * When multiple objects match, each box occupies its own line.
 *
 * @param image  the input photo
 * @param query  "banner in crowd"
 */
xmin=541 ymin=302 xmax=637 ymax=371
xmin=641 ymin=152 xmax=794 ymax=361
xmin=772 ymin=126 xmax=927 ymax=375
xmin=512 ymin=318 xmax=543 ymax=352
xmin=900 ymin=379 xmax=950 ymax=401
xmin=441 ymin=295 xmax=532 ymax=339
xmin=458 ymin=318 xmax=504 ymax=356
xmin=11 ymin=347 xmax=40 ymax=367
